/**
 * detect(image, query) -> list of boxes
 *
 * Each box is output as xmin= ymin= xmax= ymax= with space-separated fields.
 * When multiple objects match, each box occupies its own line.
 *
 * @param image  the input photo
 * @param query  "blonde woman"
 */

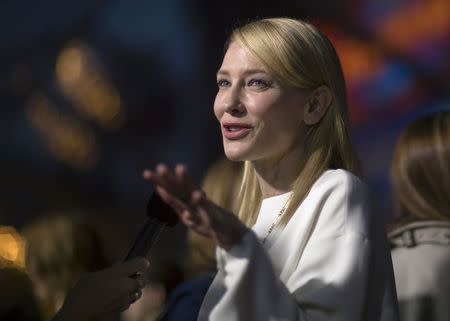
xmin=144 ymin=18 xmax=398 ymax=321
xmin=389 ymin=111 xmax=450 ymax=321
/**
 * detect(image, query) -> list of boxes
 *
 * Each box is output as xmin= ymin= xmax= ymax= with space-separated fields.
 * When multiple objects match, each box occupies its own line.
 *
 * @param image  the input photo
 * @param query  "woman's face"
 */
xmin=214 ymin=42 xmax=309 ymax=162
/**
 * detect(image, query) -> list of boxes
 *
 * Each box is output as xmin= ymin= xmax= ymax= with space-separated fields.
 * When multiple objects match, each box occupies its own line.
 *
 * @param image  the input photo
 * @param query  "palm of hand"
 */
xmin=143 ymin=163 xmax=248 ymax=250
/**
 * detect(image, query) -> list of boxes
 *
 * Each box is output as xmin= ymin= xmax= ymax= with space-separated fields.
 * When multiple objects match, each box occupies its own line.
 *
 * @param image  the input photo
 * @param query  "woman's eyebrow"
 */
xmin=216 ymin=69 xmax=268 ymax=77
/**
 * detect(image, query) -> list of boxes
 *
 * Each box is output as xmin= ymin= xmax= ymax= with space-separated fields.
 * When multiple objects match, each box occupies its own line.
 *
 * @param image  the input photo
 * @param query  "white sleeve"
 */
xmin=201 ymin=171 xmax=398 ymax=321
xmin=210 ymin=229 xmax=370 ymax=321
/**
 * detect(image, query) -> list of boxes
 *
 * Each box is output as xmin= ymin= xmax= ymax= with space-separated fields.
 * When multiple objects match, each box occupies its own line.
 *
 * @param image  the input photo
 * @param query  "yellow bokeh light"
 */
xmin=26 ymin=92 xmax=100 ymax=171
xmin=0 ymin=226 xmax=25 ymax=268
xmin=56 ymin=46 xmax=84 ymax=86
xmin=55 ymin=41 xmax=125 ymax=131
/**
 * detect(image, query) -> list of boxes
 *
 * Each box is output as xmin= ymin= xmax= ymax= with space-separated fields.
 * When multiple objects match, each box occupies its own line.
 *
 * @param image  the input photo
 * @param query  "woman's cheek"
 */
xmin=213 ymin=99 xmax=222 ymax=121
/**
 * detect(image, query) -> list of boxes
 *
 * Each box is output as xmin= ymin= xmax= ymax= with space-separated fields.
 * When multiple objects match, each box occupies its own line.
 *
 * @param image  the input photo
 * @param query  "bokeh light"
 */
xmin=56 ymin=41 xmax=124 ymax=130
xmin=0 ymin=226 xmax=25 ymax=268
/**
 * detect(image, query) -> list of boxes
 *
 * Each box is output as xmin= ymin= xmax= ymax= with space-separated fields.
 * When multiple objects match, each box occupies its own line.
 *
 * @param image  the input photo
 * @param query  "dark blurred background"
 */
xmin=0 ymin=0 xmax=449 ymax=264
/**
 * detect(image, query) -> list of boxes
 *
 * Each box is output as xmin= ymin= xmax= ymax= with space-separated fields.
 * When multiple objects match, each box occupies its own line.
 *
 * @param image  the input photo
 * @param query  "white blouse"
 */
xmin=197 ymin=169 xmax=399 ymax=321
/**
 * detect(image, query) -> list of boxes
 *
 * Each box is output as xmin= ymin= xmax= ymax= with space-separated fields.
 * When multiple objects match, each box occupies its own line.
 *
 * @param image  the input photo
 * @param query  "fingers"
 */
xmin=175 ymin=189 xmax=208 ymax=225
xmin=143 ymin=163 xmax=198 ymax=202
xmin=84 ymin=272 xmax=142 ymax=319
xmin=117 ymin=274 xmax=144 ymax=306
xmin=143 ymin=163 xmax=200 ymax=218
xmin=174 ymin=164 xmax=197 ymax=192
xmin=143 ymin=164 xmax=176 ymax=192
xmin=113 ymin=281 xmax=142 ymax=312
xmin=191 ymin=189 xmax=206 ymax=205
xmin=101 ymin=290 xmax=134 ymax=316
xmin=142 ymin=164 xmax=221 ymax=239
xmin=156 ymin=164 xmax=179 ymax=189
xmin=180 ymin=208 xmax=201 ymax=227
xmin=142 ymin=169 xmax=152 ymax=180
xmin=155 ymin=186 xmax=187 ymax=213
xmin=62 ymin=259 xmax=148 ymax=320
xmin=101 ymin=295 xmax=132 ymax=316
xmin=117 ymin=257 xmax=150 ymax=277
xmin=129 ymin=288 xmax=142 ymax=304
xmin=189 ymin=190 xmax=210 ymax=223
xmin=134 ymin=273 xmax=146 ymax=289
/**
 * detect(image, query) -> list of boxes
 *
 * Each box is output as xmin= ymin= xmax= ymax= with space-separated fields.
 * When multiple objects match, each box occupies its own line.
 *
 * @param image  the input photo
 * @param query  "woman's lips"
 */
xmin=222 ymin=123 xmax=252 ymax=140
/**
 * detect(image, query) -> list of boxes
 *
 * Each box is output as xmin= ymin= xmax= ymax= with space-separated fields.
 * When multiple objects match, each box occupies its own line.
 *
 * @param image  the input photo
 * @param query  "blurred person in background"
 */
xmin=144 ymin=18 xmax=398 ymax=321
xmin=22 ymin=213 xmax=109 ymax=320
xmin=389 ymin=111 xmax=450 ymax=321
xmin=160 ymin=158 xmax=243 ymax=321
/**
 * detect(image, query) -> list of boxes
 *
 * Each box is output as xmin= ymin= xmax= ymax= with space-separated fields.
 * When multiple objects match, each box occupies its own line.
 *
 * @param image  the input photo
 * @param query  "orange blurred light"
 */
xmin=376 ymin=0 xmax=450 ymax=52
xmin=56 ymin=46 xmax=84 ymax=86
xmin=0 ymin=226 xmax=25 ymax=268
xmin=55 ymin=41 xmax=125 ymax=130
xmin=321 ymin=23 xmax=384 ymax=85
xmin=26 ymin=92 xmax=100 ymax=170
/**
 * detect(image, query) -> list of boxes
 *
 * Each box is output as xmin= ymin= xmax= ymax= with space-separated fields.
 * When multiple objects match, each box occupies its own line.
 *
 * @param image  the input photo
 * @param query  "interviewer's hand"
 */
xmin=52 ymin=257 xmax=149 ymax=321
xmin=143 ymin=163 xmax=249 ymax=251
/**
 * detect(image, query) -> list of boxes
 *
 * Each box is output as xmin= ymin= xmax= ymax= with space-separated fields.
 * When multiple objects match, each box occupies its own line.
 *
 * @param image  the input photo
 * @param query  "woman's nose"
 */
xmin=222 ymin=87 xmax=245 ymax=116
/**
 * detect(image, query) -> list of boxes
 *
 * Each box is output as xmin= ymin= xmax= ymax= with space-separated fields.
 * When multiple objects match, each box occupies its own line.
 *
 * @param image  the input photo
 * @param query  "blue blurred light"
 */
xmin=362 ymin=60 xmax=415 ymax=108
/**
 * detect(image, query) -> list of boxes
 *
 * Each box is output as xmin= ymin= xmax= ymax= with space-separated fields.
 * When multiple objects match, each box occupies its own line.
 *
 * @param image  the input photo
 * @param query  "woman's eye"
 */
xmin=217 ymin=79 xmax=231 ymax=88
xmin=248 ymin=79 xmax=270 ymax=89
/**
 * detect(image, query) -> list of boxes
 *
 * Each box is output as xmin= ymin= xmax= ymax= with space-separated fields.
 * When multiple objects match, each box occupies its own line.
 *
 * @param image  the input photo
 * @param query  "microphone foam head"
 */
xmin=146 ymin=192 xmax=179 ymax=227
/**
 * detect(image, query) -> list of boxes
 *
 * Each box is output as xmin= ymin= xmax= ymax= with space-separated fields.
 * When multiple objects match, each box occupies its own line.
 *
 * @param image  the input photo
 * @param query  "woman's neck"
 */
xmin=252 ymin=144 xmax=303 ymax=198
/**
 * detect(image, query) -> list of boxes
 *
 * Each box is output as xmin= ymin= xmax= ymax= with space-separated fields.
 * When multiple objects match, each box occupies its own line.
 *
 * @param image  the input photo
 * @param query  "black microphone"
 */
xmin=125 ymin=192 xmax=178 ymax=261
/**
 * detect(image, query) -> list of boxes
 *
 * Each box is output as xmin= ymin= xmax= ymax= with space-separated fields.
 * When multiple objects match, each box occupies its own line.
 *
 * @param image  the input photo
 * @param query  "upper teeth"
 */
xmin=229 ymin=127 xmax=240 ymax=131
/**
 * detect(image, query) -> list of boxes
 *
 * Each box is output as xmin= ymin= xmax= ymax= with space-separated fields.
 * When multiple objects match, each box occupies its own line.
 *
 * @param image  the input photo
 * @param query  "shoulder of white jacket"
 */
xmin=301 ymin=169 xmax=372 ymax=239
xmin=316 ymin=169 xmax=367 ymax=192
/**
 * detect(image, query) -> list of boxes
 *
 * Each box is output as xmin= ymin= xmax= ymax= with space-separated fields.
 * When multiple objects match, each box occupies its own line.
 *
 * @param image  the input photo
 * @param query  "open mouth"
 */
xmin=222 ymin=124 xmax=252 ymax=140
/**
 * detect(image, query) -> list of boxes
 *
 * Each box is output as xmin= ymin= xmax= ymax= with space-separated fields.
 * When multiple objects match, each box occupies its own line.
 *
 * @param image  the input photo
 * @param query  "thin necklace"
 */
xmin=262 ymin=196 xmax=291 ymax=244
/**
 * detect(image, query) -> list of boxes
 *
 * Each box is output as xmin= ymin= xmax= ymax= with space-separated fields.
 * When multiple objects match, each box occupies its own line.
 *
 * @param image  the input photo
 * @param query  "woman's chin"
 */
xmin=224 ymin=147 xmax=248 ymax=162
xmin=224 ymin=153 xmax=244 ymax=162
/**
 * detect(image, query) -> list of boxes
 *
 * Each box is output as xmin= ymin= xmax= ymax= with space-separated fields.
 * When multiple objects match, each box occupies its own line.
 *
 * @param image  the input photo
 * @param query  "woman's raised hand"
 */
xmin=143 ymin=163 xmax=248 ymax=251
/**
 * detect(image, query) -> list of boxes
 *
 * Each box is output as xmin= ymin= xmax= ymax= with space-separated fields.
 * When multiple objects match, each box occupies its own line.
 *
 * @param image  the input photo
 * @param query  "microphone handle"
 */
xmin=124 ymin=217 xmax=166 ymax=261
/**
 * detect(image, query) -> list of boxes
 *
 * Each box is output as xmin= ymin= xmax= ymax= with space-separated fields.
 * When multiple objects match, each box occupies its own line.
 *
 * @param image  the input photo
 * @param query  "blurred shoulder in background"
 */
xmin=389 ymin=111 xmax=450 ymax=321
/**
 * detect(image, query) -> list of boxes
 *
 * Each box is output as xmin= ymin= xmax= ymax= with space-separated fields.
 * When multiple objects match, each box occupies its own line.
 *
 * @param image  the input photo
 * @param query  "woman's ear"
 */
xmin=303 ymin=86 xmax=333 ymax=125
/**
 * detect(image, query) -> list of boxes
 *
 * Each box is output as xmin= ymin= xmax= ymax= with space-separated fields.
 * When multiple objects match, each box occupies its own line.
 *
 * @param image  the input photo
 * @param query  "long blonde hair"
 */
xmin=228 ymin=18 xmax=361 ymax=226
xmin=391 ymin=111 xmax=450 ymax=223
